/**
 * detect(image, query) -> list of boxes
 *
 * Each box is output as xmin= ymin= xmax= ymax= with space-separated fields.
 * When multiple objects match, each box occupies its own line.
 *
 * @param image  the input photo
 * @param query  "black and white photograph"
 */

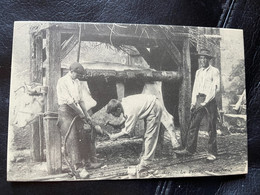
xmin=7 ymin=21 xmax=247 ymax=181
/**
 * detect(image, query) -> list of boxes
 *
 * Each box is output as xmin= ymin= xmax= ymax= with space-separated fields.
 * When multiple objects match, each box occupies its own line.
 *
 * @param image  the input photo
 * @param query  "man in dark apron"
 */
xmin=57 ymin=62 xmax=103 ymax=175
xmin=175 ymin=49 xmax=220 ymax=161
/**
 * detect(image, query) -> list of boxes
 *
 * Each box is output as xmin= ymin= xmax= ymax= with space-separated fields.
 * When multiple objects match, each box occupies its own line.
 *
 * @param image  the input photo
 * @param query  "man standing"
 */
xmin=106 ymin=94 xmax=163 ymax=171
xmin=57 ymin=62 xmax=102 ymax=174
xmin=175 ymin=49 xmax=220 ymax=161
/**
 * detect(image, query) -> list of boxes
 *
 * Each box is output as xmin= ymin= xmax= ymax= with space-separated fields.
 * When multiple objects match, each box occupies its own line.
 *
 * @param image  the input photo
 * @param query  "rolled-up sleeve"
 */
xmin=79 ymin=81 xmax=97 ymax=110
xmin=191 ymin=71 xmax=199 ymax=105
xmin=214 ymin=69 xmax=220 ymax=93
xmin=57 ymin=79 xmax=74 ymax=105
xmin=121 ymin=114 xmax=138 ymax=135
xmin=205 ymin=68 xmax=220 ymax=103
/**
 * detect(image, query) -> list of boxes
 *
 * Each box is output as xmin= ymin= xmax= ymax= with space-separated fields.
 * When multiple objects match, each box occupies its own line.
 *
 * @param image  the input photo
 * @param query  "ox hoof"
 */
xmin=79 ymin=168 xmax=90 ymax=179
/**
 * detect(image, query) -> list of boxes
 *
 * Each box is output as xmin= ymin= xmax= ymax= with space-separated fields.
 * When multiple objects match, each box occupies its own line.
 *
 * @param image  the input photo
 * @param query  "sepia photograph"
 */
xmin=7 ymin=21 xmax=247 ymax=181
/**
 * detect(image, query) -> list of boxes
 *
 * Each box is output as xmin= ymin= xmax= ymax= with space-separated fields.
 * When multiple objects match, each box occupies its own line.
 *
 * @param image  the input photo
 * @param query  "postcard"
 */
xmin=7 ymin=21 xmax=247 ymax=181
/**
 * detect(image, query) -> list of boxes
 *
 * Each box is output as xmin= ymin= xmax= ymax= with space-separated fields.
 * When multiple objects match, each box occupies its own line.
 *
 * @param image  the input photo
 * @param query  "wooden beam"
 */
xmin=32 ymin=23 xmax=190 ymax=48
xmin=135 ymin=47 xmax=153 ymax=66
xmin=160 ymin=39 xmax=182 ymax=66
xmin=158 ymin=29 xmax=182 ymax=66
xmin=60 ymin=34 xmax=78 ymax=60
xmin=29 ymin=32 xmax=45 ymax=162
xmin=178 ymin=38 xmax=191 ymax=147
xmin=80 ymin=69 xmax=181 ymax=82
xmin=79 ymin=24 xmax=189 ymax=47
xmin=45 ymin=25 xmax=62 ymax=174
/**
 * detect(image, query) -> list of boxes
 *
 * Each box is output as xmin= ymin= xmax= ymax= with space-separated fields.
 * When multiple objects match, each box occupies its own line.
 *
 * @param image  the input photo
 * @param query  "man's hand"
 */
xmin=105 ymin=120 xmax=125 ymax=129
xmin=109 ymin=134 xmax=119 ymax=141
xmin=109 ymin=132 xmax=125 ymax=141
xmin=190 ymin=104 xmax=195 ymax=112
xmin=94 ymin=125 xmax=104 ymax=135
xmin=200 ymin=102 xmax=206 ymax=107
xmin=85 ymin=117 xmax=93 ymax=126
xmin=105 ymin=120 xmax=110 ymax=126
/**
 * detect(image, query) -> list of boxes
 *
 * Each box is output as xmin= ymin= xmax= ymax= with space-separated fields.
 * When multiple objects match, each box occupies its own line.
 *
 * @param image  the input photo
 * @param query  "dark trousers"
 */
xmin=186 ymin=99 xmax=218 ymax=155
xmin=57 ymin=105 xmax=95 ymax=166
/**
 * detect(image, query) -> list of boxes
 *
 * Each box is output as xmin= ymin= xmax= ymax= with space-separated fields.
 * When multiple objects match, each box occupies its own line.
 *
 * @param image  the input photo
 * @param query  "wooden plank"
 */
xmin=178 ymin=38 xmax=191 ymax=147
xmin=29 ymin=32 xmax=45 ymax=162
xmin=45 ymin=25 xmax=62 ymax=174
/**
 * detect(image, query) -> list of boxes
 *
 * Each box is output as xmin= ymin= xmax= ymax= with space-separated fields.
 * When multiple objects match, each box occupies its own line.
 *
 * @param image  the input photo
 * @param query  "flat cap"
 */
xmin=69 ymin=62 xmax=85 ymax=74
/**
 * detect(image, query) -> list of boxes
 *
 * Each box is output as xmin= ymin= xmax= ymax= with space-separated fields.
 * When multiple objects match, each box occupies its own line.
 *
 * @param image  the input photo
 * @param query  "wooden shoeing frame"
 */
xmin=29 ymin=23 xmax=221 ymax=174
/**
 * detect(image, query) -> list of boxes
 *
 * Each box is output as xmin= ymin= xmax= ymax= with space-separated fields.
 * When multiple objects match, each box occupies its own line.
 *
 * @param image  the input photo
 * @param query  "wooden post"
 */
xmin=116 ymin=82 xmax=125 ymax=100
xmin=45 ymin=25 xmax=62 ymax=174
xmin=76 ymin=24 xmax=82 ymax=62
xmin=30 ymin=115 xmax=44 ymax=161
xmin=29 ymin=32 xmax=44 ymax=162
xmin=178 ymin=38 xmax=192 ymax=147
xmin=213 ymin=36 xmax=222 ymax=110
xmin=31 ymin=34 xmax=43 ymax=83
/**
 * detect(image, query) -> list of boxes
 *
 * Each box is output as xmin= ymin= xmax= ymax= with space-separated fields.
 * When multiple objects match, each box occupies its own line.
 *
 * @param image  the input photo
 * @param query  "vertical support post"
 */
xmin=30 ymin=32 xmax=36 ymax=82
xmin=213 ymin=36 xmax=222 ymax=110
xmin=178 ymin=38 xmax=191 ymax=147
xmin=29 ymin=32 xmax=44 ymax=162
xmin=38 ymin=114 xmax=44 ymax=160
xmin=45 ymin=25 xmax=62 ymax=174
xmin=116 ymin=82 xmax=125 ymax=101
xmin=31 ymin=33 xmax=43 ymax=83
xmin=76 ymin=24 xmax=82 ymax=62
xmin=30 ymin=115 xmax=44 ymax=161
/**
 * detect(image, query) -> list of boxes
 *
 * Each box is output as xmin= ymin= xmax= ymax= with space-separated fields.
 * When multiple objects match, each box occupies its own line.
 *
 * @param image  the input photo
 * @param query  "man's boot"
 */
xmin=174 ymin=149 xmax=193 ymax=156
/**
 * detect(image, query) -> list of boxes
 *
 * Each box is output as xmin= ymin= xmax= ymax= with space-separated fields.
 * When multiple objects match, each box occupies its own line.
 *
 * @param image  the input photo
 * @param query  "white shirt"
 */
xmin=57 ymin=72 xmax=96 ymax=110
xmin=121 ymin=94 xmax=157 ymax=135
xmin=191 ymin=65 xmax=220 ymax=105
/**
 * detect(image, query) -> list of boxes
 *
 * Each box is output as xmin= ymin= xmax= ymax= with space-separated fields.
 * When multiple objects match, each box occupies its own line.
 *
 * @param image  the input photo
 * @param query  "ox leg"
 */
xmin=155 ymin=125 xmax=165 ymax=156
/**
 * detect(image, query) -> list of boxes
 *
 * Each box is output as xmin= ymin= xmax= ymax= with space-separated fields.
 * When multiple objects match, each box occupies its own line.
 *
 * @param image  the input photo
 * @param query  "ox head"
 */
xmin=12 ymin=83 xmax=45 ymax=128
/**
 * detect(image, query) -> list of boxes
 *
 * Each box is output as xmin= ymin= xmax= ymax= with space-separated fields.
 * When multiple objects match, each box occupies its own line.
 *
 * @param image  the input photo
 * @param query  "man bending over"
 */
xmin=106 ymin=94 xmax=163 ymax=171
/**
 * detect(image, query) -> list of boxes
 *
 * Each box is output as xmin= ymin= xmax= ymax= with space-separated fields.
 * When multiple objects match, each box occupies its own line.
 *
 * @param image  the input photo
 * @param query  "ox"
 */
xmin=142 ymin=81 xmax=180 ymax=148
xmin=12 ymin=83 xmax=45 ymax=128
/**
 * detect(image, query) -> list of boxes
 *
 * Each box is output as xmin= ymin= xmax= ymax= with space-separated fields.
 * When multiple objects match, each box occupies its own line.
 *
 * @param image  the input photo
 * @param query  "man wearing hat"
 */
xmin=175 ymin=49 xmax=220 ymax=161
xmin=57 ymin=62 xmax=103 ymax=176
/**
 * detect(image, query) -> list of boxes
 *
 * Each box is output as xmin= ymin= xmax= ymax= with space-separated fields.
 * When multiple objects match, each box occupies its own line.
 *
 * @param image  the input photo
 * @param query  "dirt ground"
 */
xmin=7 ymin=132 xmax=247 ymax=181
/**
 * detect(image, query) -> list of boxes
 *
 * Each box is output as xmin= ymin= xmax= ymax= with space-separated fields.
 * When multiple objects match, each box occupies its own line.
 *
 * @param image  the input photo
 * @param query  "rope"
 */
xmin=63 ymin=115 xmax=80 ymax=179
